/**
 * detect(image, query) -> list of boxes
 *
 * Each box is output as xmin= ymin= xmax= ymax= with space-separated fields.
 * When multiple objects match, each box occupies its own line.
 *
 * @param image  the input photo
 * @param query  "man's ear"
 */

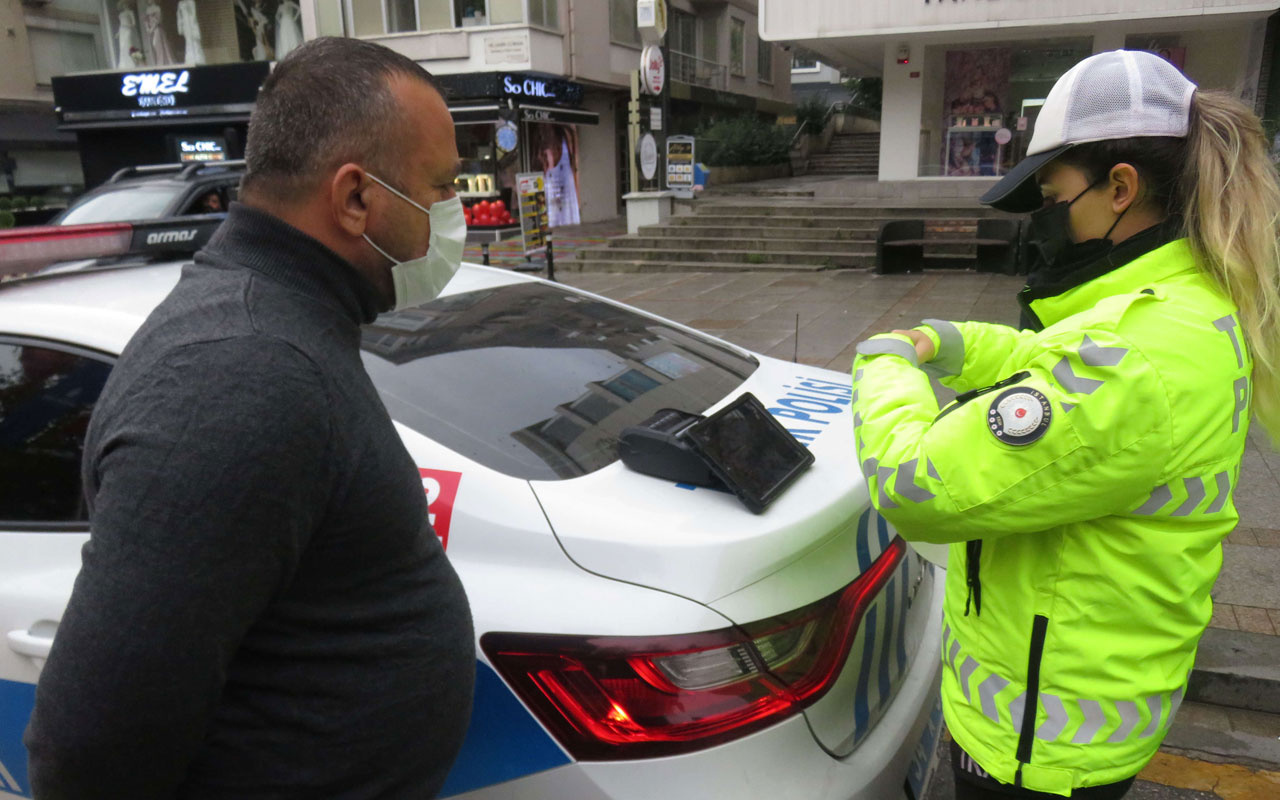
xmin=1108 ymin=163 xmax=1142 ymax=214
xmin=331 ymin=163 xmax=371 ymax=237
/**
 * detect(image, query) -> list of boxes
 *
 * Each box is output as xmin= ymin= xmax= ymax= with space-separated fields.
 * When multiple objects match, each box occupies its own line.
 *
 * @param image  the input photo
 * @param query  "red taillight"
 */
xmin=482 ymin=537 xmax=907 ymax=760
xmin=0 ymin=223 xmax=132 ymax=278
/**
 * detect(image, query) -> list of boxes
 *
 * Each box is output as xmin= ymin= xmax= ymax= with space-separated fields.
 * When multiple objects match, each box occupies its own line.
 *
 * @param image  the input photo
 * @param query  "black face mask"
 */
xmin=1024 ymin=177 xmax=1129 ymax=273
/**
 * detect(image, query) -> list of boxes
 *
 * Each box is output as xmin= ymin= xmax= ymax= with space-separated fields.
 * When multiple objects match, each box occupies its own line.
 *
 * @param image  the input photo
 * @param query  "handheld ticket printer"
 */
xmin=618 ymin=392 xmax=815 ymax=514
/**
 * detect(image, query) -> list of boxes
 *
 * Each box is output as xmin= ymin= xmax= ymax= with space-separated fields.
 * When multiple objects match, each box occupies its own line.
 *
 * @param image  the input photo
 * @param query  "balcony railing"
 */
xmin=669 ymin=50 xmax=727 ymax=91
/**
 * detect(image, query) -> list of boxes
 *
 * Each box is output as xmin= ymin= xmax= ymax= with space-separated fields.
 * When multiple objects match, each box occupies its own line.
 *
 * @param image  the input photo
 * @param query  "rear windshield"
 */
xmin=58 ymin=183 xmax=185 ymax=225
xmin=360 ymin=282 xmax=759 ymax=480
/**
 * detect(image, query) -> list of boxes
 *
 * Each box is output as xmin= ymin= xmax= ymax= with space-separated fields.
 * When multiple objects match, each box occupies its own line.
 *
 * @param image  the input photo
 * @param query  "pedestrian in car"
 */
xmin=851 ymin=50 xmax=1280 ymax=798
xmin=25 ymin=37 xmax=474 ymax=799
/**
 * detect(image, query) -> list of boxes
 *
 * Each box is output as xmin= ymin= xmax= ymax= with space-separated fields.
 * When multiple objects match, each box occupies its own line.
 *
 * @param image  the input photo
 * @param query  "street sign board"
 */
xmin=516 ymin=171 xmax=549 ymax=255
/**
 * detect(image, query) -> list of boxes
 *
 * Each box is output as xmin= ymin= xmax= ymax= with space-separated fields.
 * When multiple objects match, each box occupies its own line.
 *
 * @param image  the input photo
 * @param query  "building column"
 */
xmin=879 ymin=41 xmax=923 ymax=180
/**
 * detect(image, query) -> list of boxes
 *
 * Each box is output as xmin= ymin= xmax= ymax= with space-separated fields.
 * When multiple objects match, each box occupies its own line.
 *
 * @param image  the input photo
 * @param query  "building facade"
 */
xmin=761 ymin=0 xmax=1280 ymax=184
xmin=304 ymin=0 xmax=792 ymax=221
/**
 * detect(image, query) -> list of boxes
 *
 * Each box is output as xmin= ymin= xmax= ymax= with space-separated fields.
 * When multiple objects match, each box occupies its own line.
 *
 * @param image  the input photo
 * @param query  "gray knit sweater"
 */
xmin=25 ymin=203 xmax=474 ymax=799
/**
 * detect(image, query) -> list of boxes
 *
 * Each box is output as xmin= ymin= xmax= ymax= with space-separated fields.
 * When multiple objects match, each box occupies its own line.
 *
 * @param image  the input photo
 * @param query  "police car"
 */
xmin=0 ymin=223 xmax=946 ymax=800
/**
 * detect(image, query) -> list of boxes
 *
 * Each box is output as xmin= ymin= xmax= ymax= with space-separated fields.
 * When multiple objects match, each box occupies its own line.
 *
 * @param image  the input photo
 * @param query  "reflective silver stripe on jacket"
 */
xmin=942 ymin=620 xmax=1186 ymax=745
xmin=921 ymin=319 xmax=964 ymax=379
xmin=856 ymin=337 xmax=918 ymax=366
xmin=1132 ymin=470 xmax=1234 ymax=516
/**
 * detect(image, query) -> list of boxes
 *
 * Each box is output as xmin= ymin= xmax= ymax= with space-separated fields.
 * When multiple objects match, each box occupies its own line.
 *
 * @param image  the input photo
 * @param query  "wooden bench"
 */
xmin=876 ymin=218 xmax=1022 ymax=275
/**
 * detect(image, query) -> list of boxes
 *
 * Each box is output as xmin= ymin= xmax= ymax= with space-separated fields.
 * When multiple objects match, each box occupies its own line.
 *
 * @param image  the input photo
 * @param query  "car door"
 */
xmin=0 ymin=338 xmax=112 ymax=799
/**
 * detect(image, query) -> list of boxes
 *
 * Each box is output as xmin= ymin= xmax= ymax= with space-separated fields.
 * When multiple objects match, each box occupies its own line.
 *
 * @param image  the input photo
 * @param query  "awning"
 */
xmin=517 ymin=103 xmax=599 ymax=125
xmin=447 ymin=102 xmax=599 ymax=126
xmin=449 ymin=104 xmax=504 ymax=124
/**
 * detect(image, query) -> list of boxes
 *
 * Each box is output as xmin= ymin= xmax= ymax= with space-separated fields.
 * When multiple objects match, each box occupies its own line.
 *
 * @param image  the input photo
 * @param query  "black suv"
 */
xmin=53 ymin=161 xmax=244 ymax=226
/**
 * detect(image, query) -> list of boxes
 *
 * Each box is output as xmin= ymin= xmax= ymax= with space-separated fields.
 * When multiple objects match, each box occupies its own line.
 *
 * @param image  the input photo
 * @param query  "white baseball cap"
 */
xmin=980 ymin=49 xmax=1197 ymax=212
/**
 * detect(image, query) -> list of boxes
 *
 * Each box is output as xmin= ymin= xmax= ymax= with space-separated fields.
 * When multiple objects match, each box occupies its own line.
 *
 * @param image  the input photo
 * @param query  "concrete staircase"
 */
xmin=807 ymin=132 xmax=879 ymax=176
xmin=565 ymin=200 xmax=1004 ymax=273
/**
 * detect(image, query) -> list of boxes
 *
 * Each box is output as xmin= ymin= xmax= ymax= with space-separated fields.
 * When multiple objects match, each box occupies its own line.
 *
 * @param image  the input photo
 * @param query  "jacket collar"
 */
xmin=1027 ymin=236 xmax=1198 ymax=329
xmin=199 ymin=202 xmax=384 ymax=325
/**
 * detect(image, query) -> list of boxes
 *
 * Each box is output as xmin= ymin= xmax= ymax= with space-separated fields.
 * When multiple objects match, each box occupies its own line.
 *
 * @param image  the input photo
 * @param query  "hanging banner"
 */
xmin=516 ymin=171 xmax=549 ymax=256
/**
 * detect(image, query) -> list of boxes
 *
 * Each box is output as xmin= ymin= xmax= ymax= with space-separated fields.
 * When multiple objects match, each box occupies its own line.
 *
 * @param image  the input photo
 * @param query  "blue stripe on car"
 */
xmin=0 ymin=679 xmax=34 ymax=797
xmin=1 ymin=664 xmax=567 ymax=800
xmin=438 ymin=661 xmax=571 ymax=797
xmin=853 ymin=606 xmax=877 ymax=736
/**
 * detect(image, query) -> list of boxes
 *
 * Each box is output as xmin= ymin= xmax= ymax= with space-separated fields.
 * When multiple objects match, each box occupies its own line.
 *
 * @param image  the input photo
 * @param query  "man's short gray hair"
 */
xmin=242 ymin=37 xmax=441 ymax=201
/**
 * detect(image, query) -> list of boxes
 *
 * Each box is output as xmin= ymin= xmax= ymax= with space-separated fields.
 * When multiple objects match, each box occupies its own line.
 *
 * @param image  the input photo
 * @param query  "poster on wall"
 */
xmin=527 ymin=123 xmax=581 ymax=228
xmin=942 ymin=48 xmax=1012 ymax=177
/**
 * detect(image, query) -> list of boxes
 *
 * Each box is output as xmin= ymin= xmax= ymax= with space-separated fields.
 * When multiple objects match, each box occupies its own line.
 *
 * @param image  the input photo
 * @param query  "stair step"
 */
xmin=572 ymin=246 xmax=867 ymax=268
xmin=637 ymin=224 xmax=877 ymax=240
xmin=616 ymin=236 xmax=876 ymax=253
xmin=561 ymin=258 xmax=836 ymax=273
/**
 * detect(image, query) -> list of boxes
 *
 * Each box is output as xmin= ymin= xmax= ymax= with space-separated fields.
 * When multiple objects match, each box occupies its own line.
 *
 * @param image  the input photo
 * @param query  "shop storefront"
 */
xmin=99 ymin=0 xmax=303 ymax=70
xmin=51 ymin=61 xmax=269 ymax=187
xmin=434 ymin=72 xmax=601 ymax=228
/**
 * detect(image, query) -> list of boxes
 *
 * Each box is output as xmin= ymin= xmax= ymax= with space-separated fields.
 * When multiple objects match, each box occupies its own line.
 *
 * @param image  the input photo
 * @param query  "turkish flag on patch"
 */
xmin=419 ymin=468 xmax=463 ymax=551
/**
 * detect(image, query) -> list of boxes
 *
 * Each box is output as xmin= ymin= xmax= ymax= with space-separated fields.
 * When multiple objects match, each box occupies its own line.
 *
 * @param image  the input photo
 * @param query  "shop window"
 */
xmin=489 ymin=0 xmax=523 ymax=25
xmin=29 ymin=26 xmax=103 ymax=85
xmin=99 ymin=0 xmax=306 ymax=66
xmin=455 ymin=0 xmax=487 ymax=26
xmin=933 ymin=39 xmax=1090 ymax=178
xmin=757 ymin=36 xmax=772 ymax=83
xmin=386 ymin=0 xmax=416 ymax=32
xmin=0 ymin=342 xmax=112 ymax=524
xmin=418 ymin=0 xmax=453 ymax=31
xmin=529 ymin=0 xmax=556 ymax=28
xmin=792 ymin=49 xmax=819 ymax=71
xmin=527 ymin=0 xmax=556 ymax=28
xmin=729 ymin=17 xmax=745 ymax=76
xmin=316 ymin=0 xmax=347 ymax=36
xmin=609 ymin=0 xmax=639 ymax=46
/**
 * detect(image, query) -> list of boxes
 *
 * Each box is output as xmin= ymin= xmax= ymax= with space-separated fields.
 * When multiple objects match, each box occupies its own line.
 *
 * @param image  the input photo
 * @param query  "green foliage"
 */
xmin=696 ymin=116 xmax=791 ymax=167
xmin=842 ymin=76 xmax=883 ymax=117
xmin=0 ymin=210 xmax=14 ymax=229
xmin=9 ymin=196 xmax=28 ymax=209
xmin=0 ymin=198 xmax=11 ymax=211
xmin=794 ymin=97 xmax=828 ymax=136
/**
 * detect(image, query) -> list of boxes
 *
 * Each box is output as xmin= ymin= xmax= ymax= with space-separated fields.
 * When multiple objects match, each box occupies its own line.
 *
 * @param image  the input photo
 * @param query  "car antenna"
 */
xmin=793 ymin=314 xmax=799 ymax=363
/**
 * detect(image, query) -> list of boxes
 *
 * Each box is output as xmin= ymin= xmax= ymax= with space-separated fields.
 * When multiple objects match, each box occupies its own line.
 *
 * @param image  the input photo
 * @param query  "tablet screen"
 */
xmin=683 ymin=393 xmax=814 ymax=512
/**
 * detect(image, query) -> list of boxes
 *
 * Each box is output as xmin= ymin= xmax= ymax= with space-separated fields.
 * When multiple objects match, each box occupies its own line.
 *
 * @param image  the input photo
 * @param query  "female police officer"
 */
xmin=851 ymin=50 xmax=1280 ymax=798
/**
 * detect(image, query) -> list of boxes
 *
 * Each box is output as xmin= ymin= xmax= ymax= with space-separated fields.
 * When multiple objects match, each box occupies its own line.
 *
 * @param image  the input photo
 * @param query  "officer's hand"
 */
xmin=891 ymin=329 xmax=936 ymax=363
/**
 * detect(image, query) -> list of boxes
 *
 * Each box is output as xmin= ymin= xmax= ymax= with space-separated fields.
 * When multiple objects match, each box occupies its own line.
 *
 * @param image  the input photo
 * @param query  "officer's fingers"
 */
xmin=890 ymin=329 xmax=936 ymax=363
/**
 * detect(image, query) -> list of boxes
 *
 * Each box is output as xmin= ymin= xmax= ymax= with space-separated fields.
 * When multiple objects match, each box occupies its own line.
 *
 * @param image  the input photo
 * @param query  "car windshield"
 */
xmin=58 ymin=183 xmax=185 ymax=224
xmin=360 ymin=282 xmax=759 ymax=480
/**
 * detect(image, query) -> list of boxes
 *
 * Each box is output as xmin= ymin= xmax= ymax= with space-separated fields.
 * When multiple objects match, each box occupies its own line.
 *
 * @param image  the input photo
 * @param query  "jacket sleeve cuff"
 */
xmin=855 ymin=334 xmax=918 ymax=367
xmin=918 ymin=319 xmax=964 ymax=378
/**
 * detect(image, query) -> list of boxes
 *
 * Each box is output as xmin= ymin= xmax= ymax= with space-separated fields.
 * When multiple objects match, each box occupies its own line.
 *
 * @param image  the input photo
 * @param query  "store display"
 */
xmin=275 ymin=0 xmax=303 ymax=60
xmin=176 ymin=0 xmax=205 ymax=65
xmin=144 ymin=0 xmax=177 ymax=65
xmin=516 ymin=172 xmax=549 ymax=255
xmin=463 ymin=199 xmax=514 ymax=228
xmin=115 ymin=1 xmax=141 ymax=68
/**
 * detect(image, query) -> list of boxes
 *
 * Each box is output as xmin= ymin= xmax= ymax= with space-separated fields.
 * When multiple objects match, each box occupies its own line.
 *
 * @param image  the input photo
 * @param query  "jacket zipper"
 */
xmin=1014 ymin=615 xmax=1050 ymax=786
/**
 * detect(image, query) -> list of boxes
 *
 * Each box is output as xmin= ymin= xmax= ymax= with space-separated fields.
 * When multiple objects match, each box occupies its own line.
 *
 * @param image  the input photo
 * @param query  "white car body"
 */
xmin=0 ymin=261 xmax=944 ymax=800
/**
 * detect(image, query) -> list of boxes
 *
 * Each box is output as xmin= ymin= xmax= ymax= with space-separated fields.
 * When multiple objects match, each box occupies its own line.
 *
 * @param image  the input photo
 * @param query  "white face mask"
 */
xmin=362 ymin=172 xmax=466 ymax=311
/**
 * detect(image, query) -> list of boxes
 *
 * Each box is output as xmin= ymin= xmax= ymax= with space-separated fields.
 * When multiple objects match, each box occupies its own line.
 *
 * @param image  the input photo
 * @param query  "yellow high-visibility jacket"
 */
xmin=851 ymin=238 xmax=1250 ymax=794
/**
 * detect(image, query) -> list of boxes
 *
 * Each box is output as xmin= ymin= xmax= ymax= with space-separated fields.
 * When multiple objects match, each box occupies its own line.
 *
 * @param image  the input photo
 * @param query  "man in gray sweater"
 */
xmin=25 ymin=38 xmax=475 ymax=798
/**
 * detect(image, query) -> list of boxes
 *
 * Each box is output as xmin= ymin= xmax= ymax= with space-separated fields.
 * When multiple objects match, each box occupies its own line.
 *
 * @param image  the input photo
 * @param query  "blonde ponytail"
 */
xmin=1181 ymin=91 xmax=1280 ymax=443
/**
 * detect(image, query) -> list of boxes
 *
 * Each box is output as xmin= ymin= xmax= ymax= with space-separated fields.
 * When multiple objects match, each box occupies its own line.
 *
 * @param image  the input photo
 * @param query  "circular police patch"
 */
xmin=987 ymin=387 xmax=1052 ymax=446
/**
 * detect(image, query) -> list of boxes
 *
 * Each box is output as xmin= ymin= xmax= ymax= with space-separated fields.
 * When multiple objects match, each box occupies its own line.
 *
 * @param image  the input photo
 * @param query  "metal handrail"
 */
xmin=789 ymin=120 xmax=809 ymax=150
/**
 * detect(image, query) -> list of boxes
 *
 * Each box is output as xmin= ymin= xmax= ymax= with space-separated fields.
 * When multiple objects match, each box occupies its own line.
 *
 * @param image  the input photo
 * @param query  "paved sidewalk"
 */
xmin=463 ymin=217 xmax=625 ymax=269
xmin=553 ymin=267 xmax=1280 ymax=724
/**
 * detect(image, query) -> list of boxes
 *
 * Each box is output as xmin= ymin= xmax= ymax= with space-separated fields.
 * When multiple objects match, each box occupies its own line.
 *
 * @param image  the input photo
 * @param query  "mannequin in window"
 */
xmin=143 ymin=0 xmax=176 ymax=65
xmin=115 ymin=0 xmax=140 ymax=69
xmin=275 ymin=0 xmax=303 ymax=60
xmin=176 ymin=0 xmax=205 ymax=65
xmin=250 ymin=0 xmax=274 ymax=62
